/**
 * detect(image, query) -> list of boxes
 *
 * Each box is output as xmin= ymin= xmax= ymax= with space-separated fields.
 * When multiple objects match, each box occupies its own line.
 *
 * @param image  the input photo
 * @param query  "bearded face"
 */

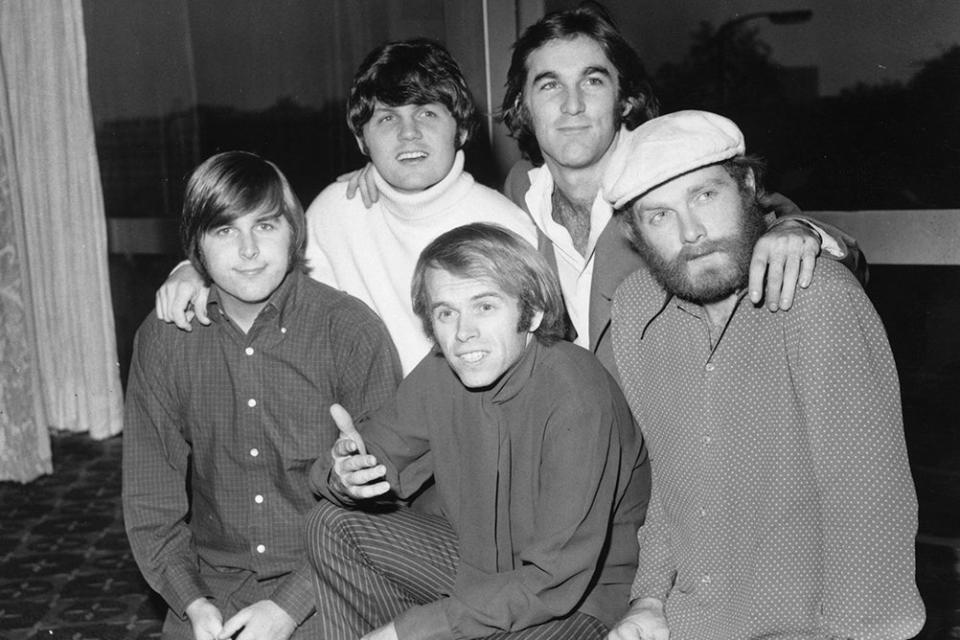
xmin=625 ymin=164 xmax=765 ymax=304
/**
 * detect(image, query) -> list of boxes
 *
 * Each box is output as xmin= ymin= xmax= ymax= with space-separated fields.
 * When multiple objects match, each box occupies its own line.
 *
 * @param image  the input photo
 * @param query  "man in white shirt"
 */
xmin=499 ymin=4 xmax=863 ymax=376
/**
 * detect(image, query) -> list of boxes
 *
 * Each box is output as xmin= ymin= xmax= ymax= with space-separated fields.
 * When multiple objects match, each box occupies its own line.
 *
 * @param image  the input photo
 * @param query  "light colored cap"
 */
xmin=602 ymin=110 xmax=745 ymax=209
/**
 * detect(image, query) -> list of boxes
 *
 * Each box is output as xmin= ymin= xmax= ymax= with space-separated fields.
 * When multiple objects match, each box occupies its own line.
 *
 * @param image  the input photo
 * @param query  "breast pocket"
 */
xmin=278 ymin=402 xmax=337 ymax=464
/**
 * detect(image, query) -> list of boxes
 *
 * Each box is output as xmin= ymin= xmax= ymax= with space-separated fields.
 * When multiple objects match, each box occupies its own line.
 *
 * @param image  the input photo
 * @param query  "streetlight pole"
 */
xmin=716 ymin=9 xmax=813 ymax=106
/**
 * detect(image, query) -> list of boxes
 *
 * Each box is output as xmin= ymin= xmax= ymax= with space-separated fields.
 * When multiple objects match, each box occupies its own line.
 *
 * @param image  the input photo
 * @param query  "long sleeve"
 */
xmin=629 ymin=485 xmax=676 ymax=604
xmin=396 ymin=383 xmax=639 ymax=638
xmin=269 ymin=561 xmax=319 ymax=625
xmin=332 ymin=310 xmax=403 ymax=427
xmin=793 ymin=268 xmax=924 ymax=639
xmin=122 ymin=319 xmax=206 ymax=616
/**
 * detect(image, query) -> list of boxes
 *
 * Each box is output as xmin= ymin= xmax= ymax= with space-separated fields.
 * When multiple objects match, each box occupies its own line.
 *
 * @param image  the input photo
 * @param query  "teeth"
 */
xmin=397 ymin=151 xmax=427 ymax=160
xmin=461 ymin=352 xmax=484 ymax=363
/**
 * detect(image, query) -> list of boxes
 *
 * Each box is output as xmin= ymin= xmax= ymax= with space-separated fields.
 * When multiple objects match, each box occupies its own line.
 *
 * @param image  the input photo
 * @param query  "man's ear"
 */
xmin=527 ymin=309 xmax=544 ymax=334
xmin=744 ymin=167 xmax=757 ymax=193
xmin=456 ymin=127 xmax=469 ymax=149
xmin=354 ymin=135 xmax=369 ymax=156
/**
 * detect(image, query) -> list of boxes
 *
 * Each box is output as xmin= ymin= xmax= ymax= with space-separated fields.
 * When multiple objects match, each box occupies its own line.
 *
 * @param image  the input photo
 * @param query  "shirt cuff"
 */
xmin=167 ymin=567 xmax=211 ymax=618
xmin=394 ymin=600 xmax=452 ymax=640
xmin=169 ymin=259 xmax=192 ymax=277
xmin=772 ymin=217 xmax=844 ymax=258
xmin=269 ymin=563 xmax=317 ymax=626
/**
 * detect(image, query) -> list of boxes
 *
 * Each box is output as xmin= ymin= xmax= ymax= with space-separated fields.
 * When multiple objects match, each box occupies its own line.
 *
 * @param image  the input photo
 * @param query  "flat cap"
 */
xmin=602 ymin=110 xmax=745 ymax=210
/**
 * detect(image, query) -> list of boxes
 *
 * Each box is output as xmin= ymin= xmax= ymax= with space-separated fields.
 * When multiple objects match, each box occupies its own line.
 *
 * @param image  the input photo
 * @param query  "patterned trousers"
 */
xmin=305 ymin=500 xmax=608 ymax=640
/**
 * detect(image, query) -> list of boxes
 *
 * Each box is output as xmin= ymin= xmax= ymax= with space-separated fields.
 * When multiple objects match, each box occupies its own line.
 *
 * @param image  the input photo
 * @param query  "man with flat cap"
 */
xmin=603 ymin=110 xmax=925 ymax=640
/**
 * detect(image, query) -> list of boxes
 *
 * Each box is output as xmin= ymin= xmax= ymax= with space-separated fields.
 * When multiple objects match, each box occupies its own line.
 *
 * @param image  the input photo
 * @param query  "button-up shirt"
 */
xmin=523 ymin=164 xmax=612 ymax=349
xmin=611 ymin=260 xmax=924 ymax=639
xmin=123 ymin=269 xmax=401 ymax=624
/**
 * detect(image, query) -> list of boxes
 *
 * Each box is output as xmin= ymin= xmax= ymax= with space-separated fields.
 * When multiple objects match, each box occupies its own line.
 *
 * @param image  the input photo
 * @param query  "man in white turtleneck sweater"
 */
xmin=306 ymin=148 xmax=535 ymax=373
xmin=156 ymin=39 xmax=535 ymax=376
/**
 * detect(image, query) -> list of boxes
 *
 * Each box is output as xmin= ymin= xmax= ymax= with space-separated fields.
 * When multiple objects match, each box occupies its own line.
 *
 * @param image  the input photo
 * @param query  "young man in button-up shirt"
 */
xmin=122 ymin=151 xmax=401 ymax=640
xmin=604 ymin=111 xmax=924 ymax=640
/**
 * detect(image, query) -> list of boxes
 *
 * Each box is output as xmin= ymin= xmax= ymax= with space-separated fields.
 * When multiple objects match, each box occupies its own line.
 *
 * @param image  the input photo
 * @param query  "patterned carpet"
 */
xmin=0 ymin=430 xmax=957 ymax=639
xmin=0 ymin=433 xmax=164 ymax=640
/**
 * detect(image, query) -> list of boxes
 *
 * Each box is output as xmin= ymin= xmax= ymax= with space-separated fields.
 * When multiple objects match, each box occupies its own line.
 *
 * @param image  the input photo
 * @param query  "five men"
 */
xmin=123 ymin=152 xmax=401 ymax=640
xmin=604 ymin=111 xmax=925 ymax=639
xmin=127 ymin=5 xmax=922 ymax=640
xmin=308 ymin=224 xmax=648 ymax=640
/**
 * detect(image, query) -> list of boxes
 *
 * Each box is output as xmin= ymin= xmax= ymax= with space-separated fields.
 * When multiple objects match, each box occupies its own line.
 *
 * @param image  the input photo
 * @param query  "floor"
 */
xmin=1 ymin=429 xmax=958 ymax=639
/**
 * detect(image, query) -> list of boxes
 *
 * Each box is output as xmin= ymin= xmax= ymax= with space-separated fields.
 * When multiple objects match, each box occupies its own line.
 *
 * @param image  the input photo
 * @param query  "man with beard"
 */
xmin=603 ymin=111 xmax=925 ymax=640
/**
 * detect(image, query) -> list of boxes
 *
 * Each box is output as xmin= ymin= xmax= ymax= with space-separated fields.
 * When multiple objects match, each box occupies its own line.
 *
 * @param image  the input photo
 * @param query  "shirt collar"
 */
xmin=487 ymin=338 xmax=541 ymax=404
xmin=206 ymin=268 xmax=301 ymax=330
xmin=369 ymin=150 xmax=471 ymax=220
xmin=638 ymin=274 xmax=751 ymax=340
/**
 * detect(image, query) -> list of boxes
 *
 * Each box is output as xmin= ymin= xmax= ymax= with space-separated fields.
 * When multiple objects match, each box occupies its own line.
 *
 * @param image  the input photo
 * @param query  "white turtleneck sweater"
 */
xmin=305 ymin=151 xmax=538 ymax=375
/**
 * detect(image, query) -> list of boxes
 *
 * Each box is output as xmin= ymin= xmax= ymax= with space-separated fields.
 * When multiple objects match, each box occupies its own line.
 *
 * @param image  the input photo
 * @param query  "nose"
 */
xmin=677 ymin=209 xmax=706 ymax=244
xmin=560 ymin=86 xmax=585 ymax=116
xmin=239 ymin=232 xmax=259 ymax=260
xmin=398 ymin=116 xmax=422 ymax=141
xmin=455 ymin=314 xmax=478 ymax=342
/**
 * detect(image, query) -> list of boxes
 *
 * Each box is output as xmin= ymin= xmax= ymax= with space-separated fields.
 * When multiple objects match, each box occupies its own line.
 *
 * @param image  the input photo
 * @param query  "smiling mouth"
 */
xmin=236 ymin=266 xmax=266 ymax=276
xmin=459 ymin=351 xmax=485 ymax=364
xmin=397 ymin=150 xmax=428 ymax=161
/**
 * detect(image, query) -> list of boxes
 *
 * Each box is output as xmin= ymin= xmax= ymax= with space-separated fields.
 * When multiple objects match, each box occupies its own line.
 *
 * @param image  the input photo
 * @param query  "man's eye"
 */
xmin=643 ymin=210 xmax=667 ymax=225
xmin=584 ymin=76 xmax=605 ymax=86
xmin=434 ymin=309 xmax=453 ymax=321
xmin=420 ymin=109 xmax=437 ymax=118
xmin=696 ymin=190 xmax=717 ymax=202
xmin=257 ymin=222 xmax=276 ymax=231
xmin=213 ymin=227 xmax=233 ymax=237
xmin=538 ymin=80 xmax=558 ymax=91
xmin=378 ymin=115 xmax=393 ymax=123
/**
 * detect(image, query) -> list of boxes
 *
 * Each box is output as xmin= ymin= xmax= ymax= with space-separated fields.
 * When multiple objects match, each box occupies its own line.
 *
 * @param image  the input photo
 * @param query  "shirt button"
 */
xmin=705 ymin=363 xmax=716 ymax=372
xmin=280 ymin=327 xmax=287 ymax=334
xmin=254 ymin=494 xmax=264 ymax=504
xmin=256 ymin=544 xmax=266 ymax=554
xmin=245 ymin=347 xmax=254 ymax=356
xmin=250 ymin=448 xmax=259 ymax=457
xmin=248 ymin=398 xmax=257 ymax=408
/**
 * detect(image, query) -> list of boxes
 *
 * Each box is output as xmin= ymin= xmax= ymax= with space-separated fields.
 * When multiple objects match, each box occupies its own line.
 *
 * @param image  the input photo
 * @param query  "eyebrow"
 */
xmin=530 ymin=65 xmax=612 ymax=85
xmin=429 ymin=291 xmax=504 ymax=312
xmin=637 ymin=177 xmax=730 ymax=211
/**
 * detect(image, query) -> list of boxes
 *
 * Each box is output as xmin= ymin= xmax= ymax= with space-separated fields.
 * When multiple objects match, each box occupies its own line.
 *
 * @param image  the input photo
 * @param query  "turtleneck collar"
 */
xmin=370 ymin=150 xmax=474 ymax=221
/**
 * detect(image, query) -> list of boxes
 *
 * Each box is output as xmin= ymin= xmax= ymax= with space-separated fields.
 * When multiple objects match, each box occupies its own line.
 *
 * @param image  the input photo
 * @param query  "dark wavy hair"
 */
xmin=347 ymin=38 xmax=479 ymax=152
xmin=180 ymin=151 xmax=307 ymax=283
xmin=411 ymin=223 xmax=568 ymax=346
xmin=500 ymin=2 xmax=659 ymax=164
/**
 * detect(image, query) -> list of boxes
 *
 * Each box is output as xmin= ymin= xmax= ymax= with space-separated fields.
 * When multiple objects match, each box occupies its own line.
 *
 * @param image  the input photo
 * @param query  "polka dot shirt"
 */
xmin=611 ymin=260 xmax=925 ymax=639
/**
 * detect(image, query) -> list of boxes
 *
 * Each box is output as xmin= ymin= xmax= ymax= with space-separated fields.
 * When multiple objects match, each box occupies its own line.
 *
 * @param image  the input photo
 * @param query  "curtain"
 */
xmin=0 ymin=0 xmax=123 ymax=481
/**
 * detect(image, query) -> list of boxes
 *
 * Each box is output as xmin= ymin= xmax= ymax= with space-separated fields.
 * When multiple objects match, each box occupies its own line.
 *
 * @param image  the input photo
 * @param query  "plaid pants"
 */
xmin=305 ymin=500 xmax=608 ymax=640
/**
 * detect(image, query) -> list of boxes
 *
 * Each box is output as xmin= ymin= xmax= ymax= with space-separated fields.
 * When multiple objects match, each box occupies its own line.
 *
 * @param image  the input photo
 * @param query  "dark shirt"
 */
xmin=317 ymin=339 xmax=650 ymax=639
xmin=123 ymin=270 xmax=401 ymax=624
xmin=611 ymin=260 xmax=924 ymax=639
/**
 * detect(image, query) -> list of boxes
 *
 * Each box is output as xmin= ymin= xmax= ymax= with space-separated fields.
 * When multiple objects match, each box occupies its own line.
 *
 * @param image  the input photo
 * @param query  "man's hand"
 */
xmin=218 ymin=599 xmax=296 ymax=640
xmin=336 ymin=162 xmax=379 ymax=209
xmin=185 ymin=597 xmax=224 ymax=640
xmin=329 ymin=404 xmax=391 ymax=500
xmin=361 ymin=621 xmax=399 ymax=640
xmin=155 ymin=262 xmax=210 ymax=330
xmin=606 ymin=598 xmax=669 ymax=640
xmin=749 ymin=218 xmax=821 ymax=312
